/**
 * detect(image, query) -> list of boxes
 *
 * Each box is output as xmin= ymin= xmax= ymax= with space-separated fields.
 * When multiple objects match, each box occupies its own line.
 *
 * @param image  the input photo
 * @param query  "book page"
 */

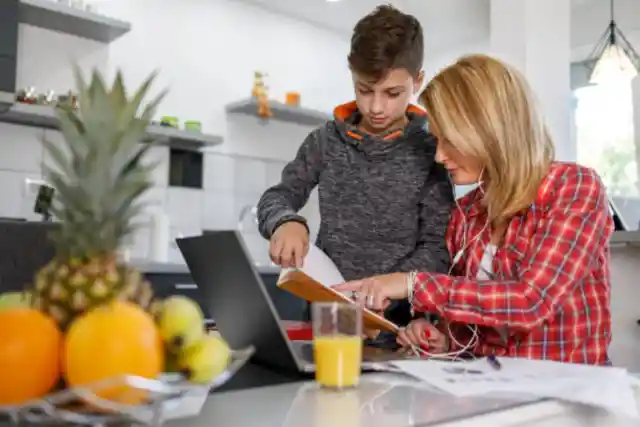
xmin=278 ymin=244 xmax=345 ymax=288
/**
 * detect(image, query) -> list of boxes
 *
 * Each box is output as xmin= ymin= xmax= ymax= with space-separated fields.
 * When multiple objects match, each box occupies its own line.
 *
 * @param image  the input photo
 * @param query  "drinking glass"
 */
xmin=312 ymin=302 xmax=362 ymax=389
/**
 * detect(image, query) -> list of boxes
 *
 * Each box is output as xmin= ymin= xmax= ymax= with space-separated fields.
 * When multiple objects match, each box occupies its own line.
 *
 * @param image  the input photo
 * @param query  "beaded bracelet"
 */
xmin=406 ymin=270 xmax=418 ymax=316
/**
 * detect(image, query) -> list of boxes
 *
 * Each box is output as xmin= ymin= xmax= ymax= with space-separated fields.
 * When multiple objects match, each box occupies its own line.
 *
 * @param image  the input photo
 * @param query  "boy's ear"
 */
xmin=413 ymin=70 xmax=425 ymax=94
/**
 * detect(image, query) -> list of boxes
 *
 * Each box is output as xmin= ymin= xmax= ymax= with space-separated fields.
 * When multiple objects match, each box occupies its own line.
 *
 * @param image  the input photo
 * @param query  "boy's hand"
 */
xmin=397 ymin=319 xmax=449 ymax=354
xmin=270 ymin=222 xmax=309 ymax=268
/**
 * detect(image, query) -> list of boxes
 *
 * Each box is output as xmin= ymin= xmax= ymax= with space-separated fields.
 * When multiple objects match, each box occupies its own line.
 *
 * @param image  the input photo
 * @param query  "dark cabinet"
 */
xmin=0 ymin=0 xmax=18 ymax=93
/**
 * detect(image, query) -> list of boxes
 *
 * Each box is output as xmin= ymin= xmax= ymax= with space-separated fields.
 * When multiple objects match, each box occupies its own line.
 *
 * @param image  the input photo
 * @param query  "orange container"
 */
xmin=285 ymin=92 xmax=300 ymax=106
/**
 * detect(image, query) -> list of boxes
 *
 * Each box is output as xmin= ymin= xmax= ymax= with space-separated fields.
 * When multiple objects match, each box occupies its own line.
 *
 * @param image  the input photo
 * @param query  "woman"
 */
xmin=335 ymin=54 xmax=613 ymax=365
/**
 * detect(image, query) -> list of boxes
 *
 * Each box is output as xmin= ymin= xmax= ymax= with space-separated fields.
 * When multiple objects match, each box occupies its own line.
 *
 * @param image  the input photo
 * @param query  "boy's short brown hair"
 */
xmin=348 ymin=5 xmax=424 ymax=81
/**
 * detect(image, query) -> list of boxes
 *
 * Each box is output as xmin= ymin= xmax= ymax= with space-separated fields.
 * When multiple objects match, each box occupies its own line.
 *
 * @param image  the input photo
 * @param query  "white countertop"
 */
xmin=611 ymin=231 xmax=640 ymax=245
xmin=166 ymin=372 xmax=640 ymax=427
xmin=128 ymin=258 xmax=281 ymax=275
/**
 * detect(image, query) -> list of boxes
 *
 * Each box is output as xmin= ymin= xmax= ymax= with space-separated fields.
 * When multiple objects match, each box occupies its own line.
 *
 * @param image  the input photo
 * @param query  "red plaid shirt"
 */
xmin=411 ymin=163 xmax=613 ymax=364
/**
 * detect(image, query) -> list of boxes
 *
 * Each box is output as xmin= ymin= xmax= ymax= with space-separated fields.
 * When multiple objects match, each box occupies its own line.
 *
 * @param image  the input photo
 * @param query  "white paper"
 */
xmin=392 ymin=358 xmax=639 ymax=418
xmin=278 ymin=244 xmax=345 ymax=288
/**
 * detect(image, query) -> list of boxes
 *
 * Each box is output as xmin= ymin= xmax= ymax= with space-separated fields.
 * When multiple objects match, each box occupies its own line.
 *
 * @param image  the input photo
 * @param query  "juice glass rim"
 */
xmin=311 ymin=301 xmax=362 ymax=337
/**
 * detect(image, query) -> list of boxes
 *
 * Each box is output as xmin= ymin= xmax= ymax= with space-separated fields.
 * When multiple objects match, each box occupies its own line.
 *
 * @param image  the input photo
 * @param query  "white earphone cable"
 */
xmin=407 ymin=168 xmax=488 ymax=361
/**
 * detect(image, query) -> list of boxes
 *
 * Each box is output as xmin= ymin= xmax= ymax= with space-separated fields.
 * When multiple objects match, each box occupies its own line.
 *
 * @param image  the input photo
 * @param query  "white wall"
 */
xmin=2 ymin=0 xmax=352 ymax=264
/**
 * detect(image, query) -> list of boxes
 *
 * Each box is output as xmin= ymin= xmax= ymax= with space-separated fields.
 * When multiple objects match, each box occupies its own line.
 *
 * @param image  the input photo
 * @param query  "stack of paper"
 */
xmin=392 ymin=358 xmax=640 ymax=418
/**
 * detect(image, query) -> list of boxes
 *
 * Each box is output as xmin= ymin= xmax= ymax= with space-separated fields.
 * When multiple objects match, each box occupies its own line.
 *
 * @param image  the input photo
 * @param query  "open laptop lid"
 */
xmin=176 ymin=231 xmax=306 ymax=374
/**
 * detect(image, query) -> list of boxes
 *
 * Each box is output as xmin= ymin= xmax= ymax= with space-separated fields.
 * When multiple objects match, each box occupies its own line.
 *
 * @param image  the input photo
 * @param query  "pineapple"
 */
xmin=30 ymin=68 xmax=166 ymax=331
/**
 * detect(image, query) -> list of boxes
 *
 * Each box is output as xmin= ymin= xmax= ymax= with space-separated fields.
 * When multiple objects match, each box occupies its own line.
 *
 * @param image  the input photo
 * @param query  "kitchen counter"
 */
xmin=163 ymin=372 xmax=640 ymax=427
xmin=128 ymin=258 xmax=281 ymax=275
xmin=611 ymin=231 xmax=640 ymax=246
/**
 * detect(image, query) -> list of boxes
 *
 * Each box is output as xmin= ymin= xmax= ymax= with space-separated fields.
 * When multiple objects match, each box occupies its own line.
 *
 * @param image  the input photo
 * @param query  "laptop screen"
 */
xmin=176 ymin=231 xmax=303 ymax=373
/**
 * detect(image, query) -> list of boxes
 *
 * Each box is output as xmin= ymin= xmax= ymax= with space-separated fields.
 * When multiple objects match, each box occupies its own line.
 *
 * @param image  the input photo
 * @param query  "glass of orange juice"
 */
xmin=312 ymin=302 xmax=362 ymax=389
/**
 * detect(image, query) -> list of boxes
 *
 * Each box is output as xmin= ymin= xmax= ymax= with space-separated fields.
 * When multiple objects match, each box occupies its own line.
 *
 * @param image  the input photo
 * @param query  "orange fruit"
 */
xmin=0 ymin=308 xmax=62 ymax=406
xmin=63 ymin=300 xmax=164 ymax=405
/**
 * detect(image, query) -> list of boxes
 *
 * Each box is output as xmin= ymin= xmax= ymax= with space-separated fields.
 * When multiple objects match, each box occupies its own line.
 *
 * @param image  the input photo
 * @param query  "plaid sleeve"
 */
xmin=411 ymin=166 xmax=613 ymax=332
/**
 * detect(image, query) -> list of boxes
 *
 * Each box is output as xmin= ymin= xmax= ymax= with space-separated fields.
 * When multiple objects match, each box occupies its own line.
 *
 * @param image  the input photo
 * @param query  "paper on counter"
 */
xmin=392 ymin=358 xmax=639 ymax=419
xmin=278 ymin=244 xmax=345 ymax=288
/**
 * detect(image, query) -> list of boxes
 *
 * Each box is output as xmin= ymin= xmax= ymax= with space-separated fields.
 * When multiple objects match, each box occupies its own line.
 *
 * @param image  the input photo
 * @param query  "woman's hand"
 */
xmin=397 ymin=319 xmax=449 ymax=354
xmin=333 ymin=273 xmax=410 ymax=311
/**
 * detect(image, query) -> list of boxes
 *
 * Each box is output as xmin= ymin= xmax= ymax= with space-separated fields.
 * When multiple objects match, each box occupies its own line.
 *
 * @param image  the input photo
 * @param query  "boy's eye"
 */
xmin=358 ymin=89 xmax=372 ymax=95
xmin=387 ymin=92 xmax=401 ymax=98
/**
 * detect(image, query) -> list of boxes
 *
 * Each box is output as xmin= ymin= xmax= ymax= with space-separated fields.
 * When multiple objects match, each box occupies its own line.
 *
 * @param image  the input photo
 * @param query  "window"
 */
xmin=575 ymin=81 xmax=637 ymax=197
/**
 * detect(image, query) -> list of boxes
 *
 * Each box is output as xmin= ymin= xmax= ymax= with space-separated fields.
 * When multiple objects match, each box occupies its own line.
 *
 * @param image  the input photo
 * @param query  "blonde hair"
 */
xmin=420 ymin=54 xmax=554 ymax=226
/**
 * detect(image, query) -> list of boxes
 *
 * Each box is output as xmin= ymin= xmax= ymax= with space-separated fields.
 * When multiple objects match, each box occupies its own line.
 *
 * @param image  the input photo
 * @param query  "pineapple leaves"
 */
xmin=109 ymin=72 xmax=127 ymax=116
xmin=42 ymin=136 xmax=73 ymax=180
xmin=42 ymin=66 xmax=167 ymax=256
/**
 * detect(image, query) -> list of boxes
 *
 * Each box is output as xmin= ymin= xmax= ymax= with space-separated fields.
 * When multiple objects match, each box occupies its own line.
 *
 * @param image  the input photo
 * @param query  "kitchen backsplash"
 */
xmin=1 ymin=118 xmax=473 ymax=267
xmin=0 ymin=121 xmax=322 ymax=266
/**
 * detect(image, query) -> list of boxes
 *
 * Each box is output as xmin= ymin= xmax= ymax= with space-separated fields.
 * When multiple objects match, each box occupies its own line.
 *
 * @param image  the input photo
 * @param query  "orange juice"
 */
xmin=313 ymin=335 xmax=362 ymax=388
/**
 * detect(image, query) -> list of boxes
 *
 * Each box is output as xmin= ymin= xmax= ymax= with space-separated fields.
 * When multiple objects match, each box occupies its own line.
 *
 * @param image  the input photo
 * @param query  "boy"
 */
xmin=257 ymin=5 xmax=453 ymax=328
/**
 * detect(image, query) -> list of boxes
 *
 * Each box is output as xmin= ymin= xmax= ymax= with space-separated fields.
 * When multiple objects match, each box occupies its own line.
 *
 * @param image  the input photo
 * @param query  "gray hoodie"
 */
xmin=257 ymin=101 xmax=453 ymax=326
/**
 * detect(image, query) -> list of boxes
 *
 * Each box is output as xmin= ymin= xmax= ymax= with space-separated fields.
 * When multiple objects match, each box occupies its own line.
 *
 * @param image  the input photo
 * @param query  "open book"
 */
xmin=277 ymin=245 xmax=399 ymax=333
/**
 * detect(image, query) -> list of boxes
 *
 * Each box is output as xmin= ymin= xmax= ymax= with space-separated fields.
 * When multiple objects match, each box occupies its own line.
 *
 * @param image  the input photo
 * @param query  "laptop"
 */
xmin=176 ymin=230 xmax=409 ymax=375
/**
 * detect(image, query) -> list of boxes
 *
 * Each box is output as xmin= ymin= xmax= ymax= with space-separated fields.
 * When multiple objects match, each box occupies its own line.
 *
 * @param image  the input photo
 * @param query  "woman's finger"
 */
xmin=362 ymin=282 xmax=386 ymax=311
xmin=427 ymin=338 xmax=445 ymax=353
xmin=397 ymin=329 xmax=410 ymax=347
xmin=358 ymin=281 xmax=376 ymax=307
xmin=371 ymin=287 xmax=388 ymax=311
xmin=334 ymin=279 xmax=366 ymax=293
xmin=404 ymin=325 xmax=422 ymax=347
xmin=412 ymin=321 xmax=432 ymax=345
xmin=423 ymin=324 xmax=447 ymax=352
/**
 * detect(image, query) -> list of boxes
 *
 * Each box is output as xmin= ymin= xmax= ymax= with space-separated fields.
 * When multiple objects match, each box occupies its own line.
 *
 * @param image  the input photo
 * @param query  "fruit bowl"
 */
xmin=0 ymin=346 xmax=254 ymax=426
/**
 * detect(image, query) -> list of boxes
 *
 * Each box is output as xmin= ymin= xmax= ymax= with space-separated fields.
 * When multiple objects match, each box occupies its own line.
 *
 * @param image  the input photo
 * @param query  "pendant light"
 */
xmin=587 ymin=0 xmax=640 ymax=85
